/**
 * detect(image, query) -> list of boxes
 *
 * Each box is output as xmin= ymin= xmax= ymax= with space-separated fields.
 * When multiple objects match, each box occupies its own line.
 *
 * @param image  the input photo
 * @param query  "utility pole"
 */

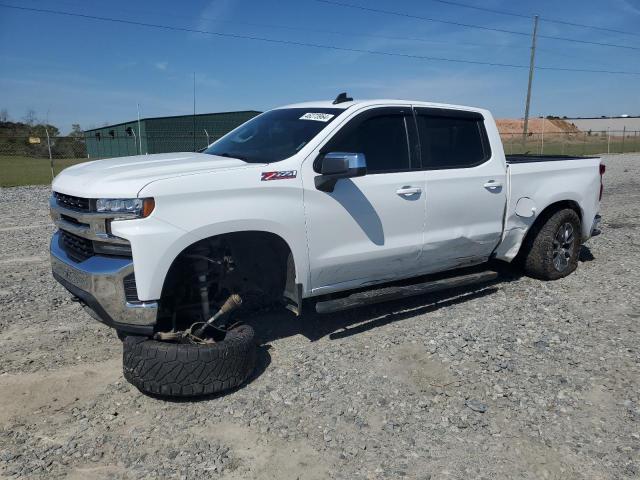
xmin=523 ymin=15 xmax=539 ymax=144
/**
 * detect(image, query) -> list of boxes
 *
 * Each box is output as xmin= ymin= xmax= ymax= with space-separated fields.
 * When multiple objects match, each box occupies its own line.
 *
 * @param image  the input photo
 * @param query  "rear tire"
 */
xmin=522 ymin=208 xmax=582 ymax=280
xmin=122 ymin=325 xmax=257 ymax=397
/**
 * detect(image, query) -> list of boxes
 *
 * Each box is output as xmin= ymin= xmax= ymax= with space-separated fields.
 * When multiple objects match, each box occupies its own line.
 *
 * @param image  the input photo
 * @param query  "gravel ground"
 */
xmin=0 ymin=154 xmax=638 ymax=479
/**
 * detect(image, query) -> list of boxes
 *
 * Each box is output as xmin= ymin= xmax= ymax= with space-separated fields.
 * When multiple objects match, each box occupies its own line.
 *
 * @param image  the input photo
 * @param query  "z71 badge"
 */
xmin=261 ymin=170 xmax=297 ymax=181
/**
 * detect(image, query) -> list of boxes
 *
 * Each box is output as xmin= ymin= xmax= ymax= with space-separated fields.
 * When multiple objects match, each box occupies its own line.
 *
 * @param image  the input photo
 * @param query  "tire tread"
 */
xmin=122 ymin=325 xmax=256 ymax=397
xmin=522 ymin=208 xmax=581 ymax=280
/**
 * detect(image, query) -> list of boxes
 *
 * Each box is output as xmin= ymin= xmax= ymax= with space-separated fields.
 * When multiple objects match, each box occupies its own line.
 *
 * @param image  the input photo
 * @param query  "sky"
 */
xmin=1 ymin=0 xmax=639 ymax=133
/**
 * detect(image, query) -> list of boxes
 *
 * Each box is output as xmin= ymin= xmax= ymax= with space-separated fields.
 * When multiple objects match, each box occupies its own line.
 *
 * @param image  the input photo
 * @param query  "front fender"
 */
xmin=116 ymin=164 xmax=308 ymax=300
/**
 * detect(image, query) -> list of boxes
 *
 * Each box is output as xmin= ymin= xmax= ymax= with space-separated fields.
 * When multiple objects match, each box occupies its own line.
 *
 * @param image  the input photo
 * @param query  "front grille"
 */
xmin=60 ymin=230 xmax=94 ymax=262
xmin=54 ymin=192 xmax=91 ymax=212
xmin=123 ymin=273 xmax=139 ymax=302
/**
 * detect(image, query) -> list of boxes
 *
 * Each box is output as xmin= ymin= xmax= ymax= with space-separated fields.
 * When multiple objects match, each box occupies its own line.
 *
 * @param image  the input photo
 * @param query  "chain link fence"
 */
xmin=1 ymin=134 xmax=89 ymax=186
xmin=1 ymin=130 xmax=639 ymax=186
xmin=3 ymin=130 xmax=640 ymax=160
xmin=502 ymin=130 xmax=640 ymax=156
xmin=0 ymin=134 xmax=87 ymax=159
xmin=83 ymin=132 xmax=217 ymax=158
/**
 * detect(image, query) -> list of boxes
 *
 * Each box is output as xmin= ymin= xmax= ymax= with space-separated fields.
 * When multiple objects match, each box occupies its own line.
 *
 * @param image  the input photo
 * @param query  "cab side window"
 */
xmin=321 ymin=109 xmax=415 ymax=174
xmin=415 ymin=111 xmax=490 ymax=169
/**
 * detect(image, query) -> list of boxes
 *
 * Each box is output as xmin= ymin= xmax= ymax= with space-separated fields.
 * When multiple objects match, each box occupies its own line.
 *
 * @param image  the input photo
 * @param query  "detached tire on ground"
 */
xmin=522 ymin=208 xmax=582 ymax=280
xmin=122 ymin=325 xmax=257 ymax=397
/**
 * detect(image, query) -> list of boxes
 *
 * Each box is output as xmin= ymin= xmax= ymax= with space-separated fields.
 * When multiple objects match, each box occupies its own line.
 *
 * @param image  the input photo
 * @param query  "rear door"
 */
xmin=302 ymin=106 xmax=426 ymax=293
xmin=414 ymin=107 xmax=506 ymax=272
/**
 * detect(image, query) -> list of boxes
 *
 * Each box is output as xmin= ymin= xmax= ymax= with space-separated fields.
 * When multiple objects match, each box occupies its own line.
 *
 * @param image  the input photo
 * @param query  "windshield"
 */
xmin=204 ymin=108 xmax=343 ymax=163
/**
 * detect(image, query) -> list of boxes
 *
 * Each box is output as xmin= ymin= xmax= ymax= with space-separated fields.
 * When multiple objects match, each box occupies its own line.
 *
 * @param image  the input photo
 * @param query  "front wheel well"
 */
xmin=157 ymin=231 xmax=295 ymax=332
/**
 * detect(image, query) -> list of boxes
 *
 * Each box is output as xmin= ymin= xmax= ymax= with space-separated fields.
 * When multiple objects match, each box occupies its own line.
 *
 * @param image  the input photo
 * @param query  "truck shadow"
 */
xmin=325 ymin=179 xmax=385 ymax=246
xmin=246 ymin=246 xmax=594 ymax=345
xmin=245 ymin=277 xmax=510 ymax=345
xmin=579 ymin=245 xmax=595 ymax=262
xmin=164 ymin=246 xmax=596 ymax=402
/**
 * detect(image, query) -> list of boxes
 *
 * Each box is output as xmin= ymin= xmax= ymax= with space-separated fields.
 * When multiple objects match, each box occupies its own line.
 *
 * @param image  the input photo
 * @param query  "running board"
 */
xmin=315 ymin=271 xmax=499 ymax=314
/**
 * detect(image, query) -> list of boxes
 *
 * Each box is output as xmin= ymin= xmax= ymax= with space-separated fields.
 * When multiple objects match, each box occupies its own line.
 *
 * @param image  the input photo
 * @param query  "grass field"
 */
xmin=0 ymin=156 xmax=89 ymax=187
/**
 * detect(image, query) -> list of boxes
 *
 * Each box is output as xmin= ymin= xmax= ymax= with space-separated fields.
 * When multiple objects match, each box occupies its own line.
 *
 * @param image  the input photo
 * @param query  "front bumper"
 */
xmin=50 ymin=231 xmax=157 ymax=335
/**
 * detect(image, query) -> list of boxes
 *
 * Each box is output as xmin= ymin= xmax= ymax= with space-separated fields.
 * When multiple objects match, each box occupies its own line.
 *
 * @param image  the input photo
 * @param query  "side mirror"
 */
xmin=315 ymin=152 xmax=367 ymax=192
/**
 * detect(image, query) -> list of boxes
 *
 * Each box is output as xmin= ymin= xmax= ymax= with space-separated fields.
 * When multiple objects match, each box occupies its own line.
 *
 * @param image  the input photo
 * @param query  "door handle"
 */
xmin=483 ymin=180 xmax=503 ymax=189
xmin=396 ymin=186 xmax=422 ymax=196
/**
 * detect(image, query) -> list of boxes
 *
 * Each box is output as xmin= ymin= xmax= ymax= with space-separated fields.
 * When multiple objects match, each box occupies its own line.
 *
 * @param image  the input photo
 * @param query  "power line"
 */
xmin=141 ymin=12 xmax=551 ymax=53
xmin=429 ymin=0 xmax=532 ymax=19
xmin=314 ymin=0 xmax=640 ymax=51
xmin=21 ymin=1 xmax=609 ymax=65
xmin=27 ymin=0 xmax=639 ymax=39
xmin=19 ymin=0 xmax=538 ymax=54
xmin=81 ymin=4 xmax=611 ymax=64
xmin=243 ymin=21 xmax=612 ymax=62
xmin=314 ymin=0 xmax=533 ymax=37
xmin=21 ymin=0 xmax=619 ymax=65
xmin=1 ymin=3 xmax=639 ymax=76
xmin=228 ymin=19 xmax=526 ymax=51
xmin=428 ymin=0 xmax=640 ymax=38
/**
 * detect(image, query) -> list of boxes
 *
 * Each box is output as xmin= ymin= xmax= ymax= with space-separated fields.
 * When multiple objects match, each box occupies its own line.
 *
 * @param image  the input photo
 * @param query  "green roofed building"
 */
xmin=84 ymin=110 xmax=261 ymax=158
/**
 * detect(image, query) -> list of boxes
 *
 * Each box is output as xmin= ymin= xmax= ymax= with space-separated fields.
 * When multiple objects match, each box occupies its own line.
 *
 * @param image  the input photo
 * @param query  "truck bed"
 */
xmin=506 ymin=154 xmax=595 ymax=164
xmin=494 ymin=154 xmax=602 ymax=262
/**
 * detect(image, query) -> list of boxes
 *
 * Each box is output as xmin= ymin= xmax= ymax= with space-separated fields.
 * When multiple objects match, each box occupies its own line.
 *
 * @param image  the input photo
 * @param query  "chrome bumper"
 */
xmin=50 ymin=231 xmax=157 ymax=334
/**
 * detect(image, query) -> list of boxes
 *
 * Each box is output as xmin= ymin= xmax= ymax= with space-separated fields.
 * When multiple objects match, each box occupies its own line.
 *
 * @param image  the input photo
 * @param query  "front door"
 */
xmin=302 ymin=106 xmax=426 ymax=294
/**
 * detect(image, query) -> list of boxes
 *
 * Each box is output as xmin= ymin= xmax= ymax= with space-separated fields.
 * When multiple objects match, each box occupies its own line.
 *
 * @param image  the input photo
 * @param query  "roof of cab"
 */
xmin=276 ymin=99 xmax=487 ymax=114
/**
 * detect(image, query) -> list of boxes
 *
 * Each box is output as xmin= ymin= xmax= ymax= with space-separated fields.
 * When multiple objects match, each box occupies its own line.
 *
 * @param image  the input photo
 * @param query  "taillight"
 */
xmin=599 ymin=163 xmax=605 ymax=201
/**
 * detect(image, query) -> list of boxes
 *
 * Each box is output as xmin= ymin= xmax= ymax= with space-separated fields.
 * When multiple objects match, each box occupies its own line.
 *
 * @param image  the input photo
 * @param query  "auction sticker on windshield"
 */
xmin=299 ymin=113 xmax=335 ymax=122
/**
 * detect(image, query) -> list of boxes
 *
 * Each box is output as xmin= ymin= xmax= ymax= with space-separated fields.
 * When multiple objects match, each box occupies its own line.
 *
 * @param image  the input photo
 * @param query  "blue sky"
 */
xmin=1 ymin=0 xmax=639 ymax=133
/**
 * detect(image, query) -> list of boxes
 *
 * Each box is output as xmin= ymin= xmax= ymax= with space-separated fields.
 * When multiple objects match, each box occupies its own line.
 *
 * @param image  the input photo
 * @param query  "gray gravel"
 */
xmin=0 ymin=154 xmax=639 ymax=479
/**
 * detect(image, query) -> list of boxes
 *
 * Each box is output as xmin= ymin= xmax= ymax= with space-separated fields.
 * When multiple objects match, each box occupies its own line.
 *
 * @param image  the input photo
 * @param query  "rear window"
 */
xmin=416 ymin=113 xmax=490 ymax=169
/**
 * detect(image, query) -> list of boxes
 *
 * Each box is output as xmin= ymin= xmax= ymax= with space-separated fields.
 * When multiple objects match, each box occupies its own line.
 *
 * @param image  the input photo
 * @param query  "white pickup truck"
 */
xmin=50 ymin=95 xmax=603 ymax=396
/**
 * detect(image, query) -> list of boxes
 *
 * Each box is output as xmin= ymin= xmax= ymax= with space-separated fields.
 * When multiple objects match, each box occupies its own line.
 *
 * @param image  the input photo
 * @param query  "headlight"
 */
xmin=96 ymin=198 xmax=155 ymax=218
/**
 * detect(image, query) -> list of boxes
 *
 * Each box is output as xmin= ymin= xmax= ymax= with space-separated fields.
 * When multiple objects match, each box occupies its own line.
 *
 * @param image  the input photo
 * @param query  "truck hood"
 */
xmin=52 ymin=152 xmax=258 ymax=198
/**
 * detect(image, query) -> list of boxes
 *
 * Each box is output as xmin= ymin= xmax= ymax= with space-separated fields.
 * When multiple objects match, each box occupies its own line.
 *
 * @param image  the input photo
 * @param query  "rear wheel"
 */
xmin=523 ymin=208 xmax=582 ymax=280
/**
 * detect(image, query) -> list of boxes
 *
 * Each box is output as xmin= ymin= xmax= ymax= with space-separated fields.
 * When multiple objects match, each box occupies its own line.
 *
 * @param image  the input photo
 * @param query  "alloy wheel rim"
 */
xmin=552 ymin=222 xmax=575 ymax=272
